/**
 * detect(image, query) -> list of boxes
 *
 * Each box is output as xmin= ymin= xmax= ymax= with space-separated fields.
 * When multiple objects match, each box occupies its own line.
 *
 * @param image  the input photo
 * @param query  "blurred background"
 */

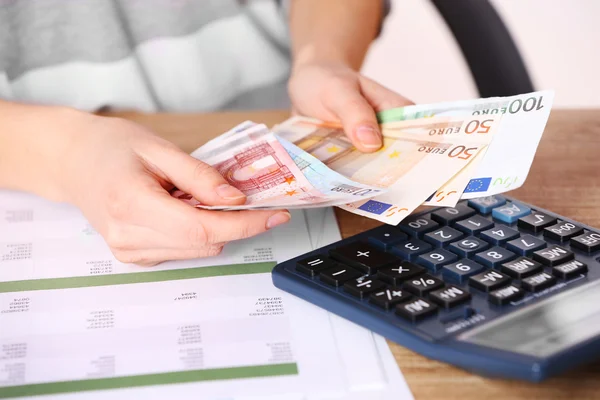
xmin=362 ymin=0 xmax=599 ymax=108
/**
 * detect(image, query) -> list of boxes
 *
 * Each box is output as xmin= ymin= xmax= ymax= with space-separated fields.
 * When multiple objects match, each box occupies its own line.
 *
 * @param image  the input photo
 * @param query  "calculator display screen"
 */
xmin=459 ymin=280 xmax=600 ymax=357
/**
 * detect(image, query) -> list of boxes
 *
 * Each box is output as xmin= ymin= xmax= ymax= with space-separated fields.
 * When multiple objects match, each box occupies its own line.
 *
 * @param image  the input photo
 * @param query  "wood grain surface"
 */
xmin=107 ymin=108 xmax=600 ymax=399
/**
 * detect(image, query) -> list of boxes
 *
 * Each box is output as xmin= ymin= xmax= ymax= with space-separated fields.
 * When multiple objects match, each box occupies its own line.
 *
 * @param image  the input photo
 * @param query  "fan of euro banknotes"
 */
xmin=171 ymin=90 xmax=554 ymax=225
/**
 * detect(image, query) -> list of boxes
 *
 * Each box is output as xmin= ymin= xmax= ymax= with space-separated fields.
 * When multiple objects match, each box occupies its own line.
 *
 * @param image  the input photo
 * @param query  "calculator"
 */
xmin=272 ymin=196 xmax=600 ymax=382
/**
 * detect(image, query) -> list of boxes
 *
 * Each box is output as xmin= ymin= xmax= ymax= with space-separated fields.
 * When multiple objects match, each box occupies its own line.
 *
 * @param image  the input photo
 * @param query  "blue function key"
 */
xmin=468 ymin=195 xmax=506 ymax=214
xmin=448 ymin=236 xmax=489 ymax=258
xmin=480 ymin=225 xmax=520 ymax=245
xmin=454 ymin=215 xmax=494 ymax=235
xmin=517 ymin=211 xmax=557 ymax=233
xmin=474 ymin=246 xmax=516 ymax=268
xmin=368 ymin=226 xmax=408 ymax=250
xmin=543 ymin=221 xmax=584 ymax=242
xmin=430 ymin=203 xmax=476 ymax=225
xmin=492 ymin=202 xmax=531 ymax=224
xmin=442 ymin=259 xmax=485 ymax=284
xmin=416 ymin=249 xmax=458 ymax=272
xmin=506 ymin=234 xmax=547 ymax=256
xmin=571 ymin=232 xmax=600 ymax=253
xmin=398 ymin=215 xmax=439 ymax=237
xmin=391 ymin=239 xmax=433 ymax=261
xmin=424 ymin=226 xmax=464 ymax=247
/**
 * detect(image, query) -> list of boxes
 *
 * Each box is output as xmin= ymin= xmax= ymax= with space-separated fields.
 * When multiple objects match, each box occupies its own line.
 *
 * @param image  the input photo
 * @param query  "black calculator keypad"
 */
xmin=395 ymin=298 xmax=438 ymax=322
xmin=403 ymin=274 xmax=444 ymax=296
xmin=474 ymin=246 xmax=516 ymax=268
xmin=543 ymin=222 xmax=584 ymax=242
xmin=343 ymin=276 xmax=387 ymax=299
xmin=417 ymin=249 xmax=458 ymax=272
xmin=506 ymin=234 xmax=547 ymax=256
xmin=521 ymin=272 xmax=557 ymax=292
xmin=329 ymin=242 xmax=398 ymax=274
xmin=488 ymin=285 xmax=524 ymax=305
xmin=480 ymin=225 xmax=520 ymax=245
xmin=367 ymin=226 xmax=408 ymax=250
xmin=398 ymin=216 xmax=439 ymax=237
xmin=469 ymin=270 xmax=511 ymax=292
xmin=319 ymin=266 xmax=363 ymax=287
xmin=429 ymin=285 xmax=471 ymax=309
xmin=571 ymin=232 xmax=600 ymax=253
xmin=517 ymin=212 xmax=557 ymax=233
xmin=454 ymin=215 xmax=494 ymax=235
xmin=552 ymin=260 xmax=588 ymax=280
xmin=391 ymin=239 xmax=433 ymax=260
xmin=448 ymin=236 xmax=489 ymax=258
xmin=296 ymin=255 xmax=338 ymax=277
xmin=424 ymin=226 xmax=464 ymax=247
xmin=533 ymin=245 xmax=574 ymax=266
xmin=369 ymin=288 xmax=412 ymax=310
xmin=500 ymin=257 xmax=543 ymax=279
xmin=377 ymin=262 xmax=425 ymax=285
xmin=431 ymin=204 xmax=476 ymax=225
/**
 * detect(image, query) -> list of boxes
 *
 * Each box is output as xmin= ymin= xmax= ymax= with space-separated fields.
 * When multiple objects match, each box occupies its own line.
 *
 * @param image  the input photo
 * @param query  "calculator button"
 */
xmin=552 ymin=260 xmax=588 ymax=280
xmin=391 ymin=239 xmax=433 ymax=260
xmin=517 ymin=212 xmax=557 ymax=233
xmin=500 ymin=257 xmax=543 ymax=279
xmin=329 ymin=242 xmax=398 ymax=274
xmin=480 ymin=225 xmax=520 ymax=245
xmin=506 ymin=235 xmax=546 ymax=256
xmin=398 ymin=216 xmax=440 ymax=237
xmin=424 ymin=227 xmax=464 ymax=247
xmin=488 ymin=285 xmax=524 ymax=306
xmin=442 ymin=259 xmax=485 ymax=283
xmin=416 ymin=249 xmax=458 ymax=272
xmin=571 ymin=232 xmax=600 ymax=253
xmin=429 ymin=285 xmax=472 ymax=309
xmin=533 ymin=245 xmax=574 ymax=267
xmin=296 ymin=255 xmax=338 ymax=277
xmin=319 ymin=266 xmax=363 ymax=287
xmin=343 ymin=276 xmax=387 ymax=299
xmin=468 ymin=195 xmax=506 ymax=214
xmin=543 ymin=222 xmax=584 ymax=242
xmin=469 ymin=270 xmax=511 ymax=292
xmin=377 ymin=262 xmax=425 ymax=285
xmin=474 ymin=246 xmax=516 ymax=268
xmin=448 ymin=236 xmax=489 ymax=258
xmin=454 ymin=215 xmax=494 ymax=235
xmin=395 ymin=298 xmax=438 ymax=322
xmin=521 ymin=272 xmax=556 ymax=292
xmin=431 ymin=204 xmax=476 ymax=225
xmin=492 ymin=202 xmax=531 ymax=224
xmin=369 ymin=288 xmax=412 ymax=310
xmin=403 ymin=274 xmax=444 ymax=296
xmin=367 ymin=227 xmax=408 ymax=250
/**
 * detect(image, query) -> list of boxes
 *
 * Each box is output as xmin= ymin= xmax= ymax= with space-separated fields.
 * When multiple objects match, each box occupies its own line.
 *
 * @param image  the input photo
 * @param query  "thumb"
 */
xmin=358 ymin=76 xmax=414 ymax=112
xmin=144 ymin=145 xmax=247 ymax=206
xmin=323 ymin=82 xmax=383 ymax=153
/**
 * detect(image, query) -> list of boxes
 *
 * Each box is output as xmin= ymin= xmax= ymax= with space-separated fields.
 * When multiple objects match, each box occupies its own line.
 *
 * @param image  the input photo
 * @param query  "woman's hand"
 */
xmin=51 ymin=111 xmax=290 ymax=266
xmin=288 ymin=61 xmax=413 ymax=152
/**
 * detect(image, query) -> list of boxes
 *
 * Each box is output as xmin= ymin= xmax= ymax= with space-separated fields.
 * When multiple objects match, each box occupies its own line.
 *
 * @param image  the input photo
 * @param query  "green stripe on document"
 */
xmin=0 ymin=363 xmax=298 ymax=398
xmin=0 ymin=262 xmax=276 ymax=293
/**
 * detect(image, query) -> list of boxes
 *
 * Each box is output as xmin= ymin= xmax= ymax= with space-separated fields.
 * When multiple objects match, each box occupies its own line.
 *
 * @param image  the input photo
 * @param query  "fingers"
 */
xmin=358 ymin=76 xmax=414 ymax=112
xmin=142 ymin=145 xmax=247 ymax=206
xmin=323 ymin=81 xmax=384 ymax=152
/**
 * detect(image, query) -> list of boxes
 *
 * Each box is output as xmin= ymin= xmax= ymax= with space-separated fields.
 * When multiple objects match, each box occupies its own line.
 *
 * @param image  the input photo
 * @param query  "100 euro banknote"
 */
xmin=377 ymin=90 xmax=554 ymax=202
xmin=274 ymin=114 xmax=501 ymax=224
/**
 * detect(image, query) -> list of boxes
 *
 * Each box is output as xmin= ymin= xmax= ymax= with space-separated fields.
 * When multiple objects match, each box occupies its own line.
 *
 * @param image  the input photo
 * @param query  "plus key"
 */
xmin=329 ymin=242 xmax=399 ymax=274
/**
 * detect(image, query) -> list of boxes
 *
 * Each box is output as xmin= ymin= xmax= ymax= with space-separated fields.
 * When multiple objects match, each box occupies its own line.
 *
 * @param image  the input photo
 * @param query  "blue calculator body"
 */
xmin=272 ymin=196 xmax=600 ymax=382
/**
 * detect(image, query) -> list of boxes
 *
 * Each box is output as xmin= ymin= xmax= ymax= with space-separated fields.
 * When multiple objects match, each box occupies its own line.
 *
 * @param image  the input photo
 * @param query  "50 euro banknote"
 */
xmin=174 ymin=123 xmax=387 ymax=211
xmin=274 ymin=114 xmax=501 ymax=225
xmin=377 ymin=90 xmax=554 ymax=203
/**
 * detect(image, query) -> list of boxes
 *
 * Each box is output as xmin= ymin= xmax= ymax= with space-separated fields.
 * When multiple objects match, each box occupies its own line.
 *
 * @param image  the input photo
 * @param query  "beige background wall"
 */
xmin=362 ymin=0 xmax=599 ymax=108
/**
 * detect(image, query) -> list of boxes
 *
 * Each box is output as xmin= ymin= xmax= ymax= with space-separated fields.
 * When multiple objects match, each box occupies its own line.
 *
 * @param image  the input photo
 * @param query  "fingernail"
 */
xmin=355 ymin=125 xmax=382 ymax=149
xmin=266 ymin=211 xmax=291 ymax=229
xmin=216 ymin=184 xmax=245 ymax=200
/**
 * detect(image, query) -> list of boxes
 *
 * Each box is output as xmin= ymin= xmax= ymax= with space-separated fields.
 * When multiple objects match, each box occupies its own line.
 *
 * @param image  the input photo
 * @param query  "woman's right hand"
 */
xmin=3 ymin=106 xmax=291 ymax=266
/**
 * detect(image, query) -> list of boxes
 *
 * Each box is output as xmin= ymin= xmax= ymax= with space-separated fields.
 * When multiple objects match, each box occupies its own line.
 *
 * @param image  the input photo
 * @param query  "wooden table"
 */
xmin=108 ymin=108 xmax=600 ymax=399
